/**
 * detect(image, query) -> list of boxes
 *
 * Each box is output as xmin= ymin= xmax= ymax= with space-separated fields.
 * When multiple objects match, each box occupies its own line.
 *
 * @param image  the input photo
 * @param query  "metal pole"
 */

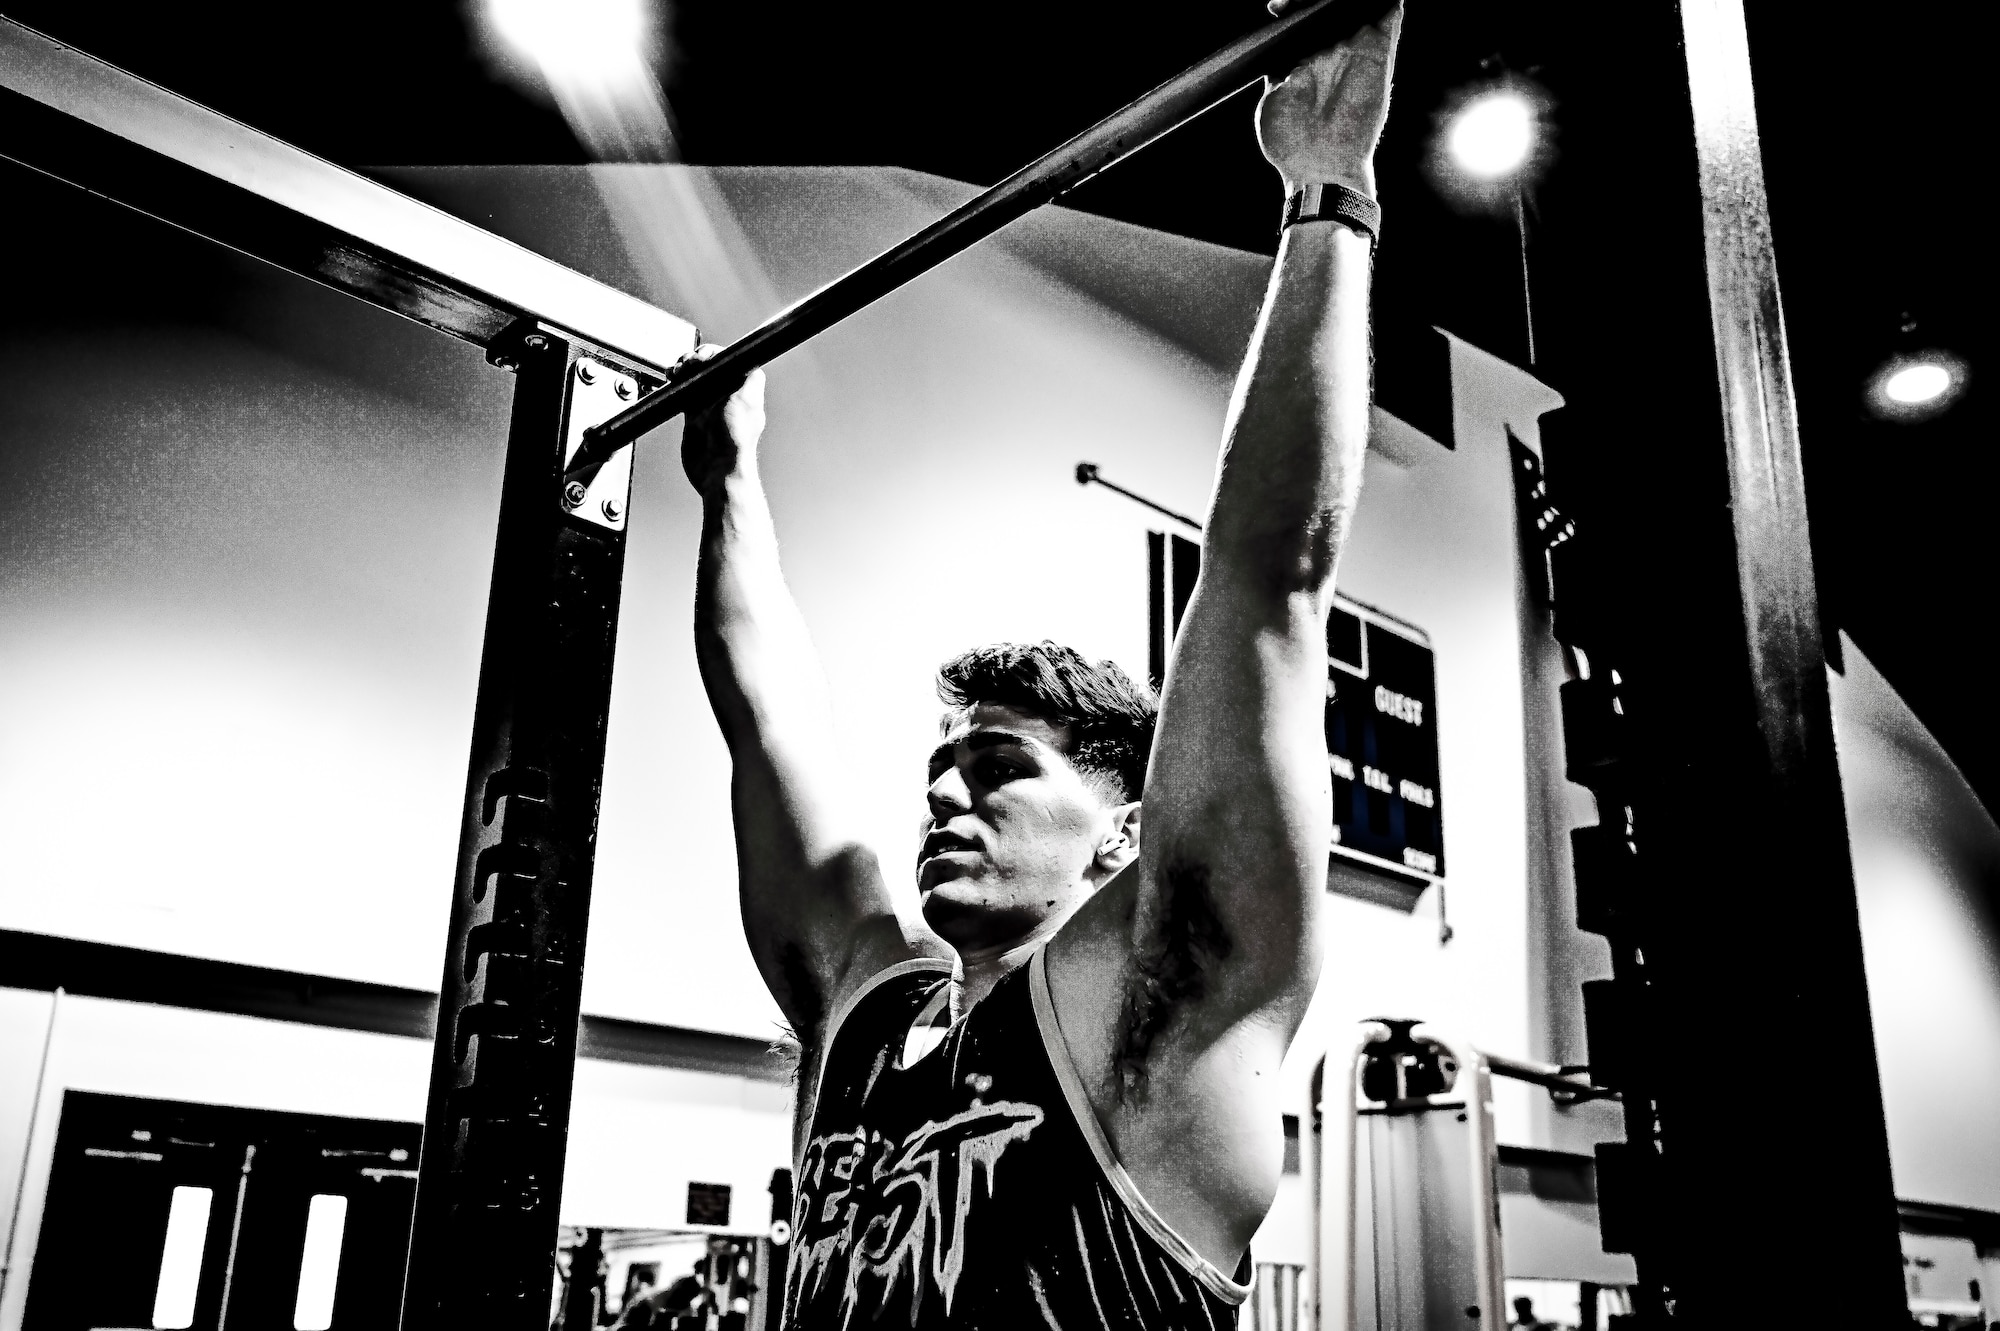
xmin=1481 ymin=1050 xmax=1616 ymax=1102
xmin=1075 ymin=462 xmax=1206 ymax=532
xmin=1550 ymin=4 xmax=1905 ymax=1322
xmin=565 ymin=0 xmax=1397 ymax=478
xmin=399 ymin=327 xmax=654 ymax=1328
xmin=214 ymin=1144 xmax=256 ymax=1331
xmin=1311 ymin=1023 xmax=1389 ymax=1331
xmin=0 ymin=987 xmax=61 ymax=1309
xmin=1514 ymin=190 xmax=1536 ymax=366
xmin=1673 ymin=0 xmax=1904 ymax=1320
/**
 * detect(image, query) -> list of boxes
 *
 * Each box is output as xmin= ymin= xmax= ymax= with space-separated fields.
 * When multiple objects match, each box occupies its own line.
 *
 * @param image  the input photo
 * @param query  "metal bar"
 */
xmin=0 ymin=17 xmax=695 ymax=374
xmin=1076 ymin=462 xmax=1207 ymax=532
xmin=1674 ymin=0 xmax=1904 ymax=1319
xmin=567 ymin=0 xmax=1397 ymax=476
xmin=1310 ymin=1023 xmax=1390 ymax=1331
xmin=399 ymin=330 xmax=644 ymax=1329
xmin=0 ymin=988 xmax=60 ymax=1309
xmin=1481 ymin=1051 xmax=1617 ymax=1102
xmin=214 ymin=1144 xmax=256 ymax=1331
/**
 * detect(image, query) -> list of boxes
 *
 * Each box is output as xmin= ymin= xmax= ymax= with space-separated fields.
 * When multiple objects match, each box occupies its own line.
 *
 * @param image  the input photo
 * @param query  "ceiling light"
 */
xmin=1424 ymin=77 xmax=1554 ymax=216
xmin=488 ymin=0 xmax=647 ymax=80
xmin=1868 ymin=352 xmax=1967 ymax=422
xmin=1447 ymin=91 xmax=1536 ymax=180
xmin=1884 ymin=363 xmax=1950 ymax=404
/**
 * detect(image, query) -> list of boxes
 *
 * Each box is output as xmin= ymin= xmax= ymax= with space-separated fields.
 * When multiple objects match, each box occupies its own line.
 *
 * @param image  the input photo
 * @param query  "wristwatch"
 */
xmin=1282 ymin=182 xmax=1380 ymax=249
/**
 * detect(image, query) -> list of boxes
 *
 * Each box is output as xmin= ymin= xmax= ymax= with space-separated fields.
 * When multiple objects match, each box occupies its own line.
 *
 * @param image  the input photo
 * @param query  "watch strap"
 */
xmin=1282 ymin=182 xmax=1380 ymax=247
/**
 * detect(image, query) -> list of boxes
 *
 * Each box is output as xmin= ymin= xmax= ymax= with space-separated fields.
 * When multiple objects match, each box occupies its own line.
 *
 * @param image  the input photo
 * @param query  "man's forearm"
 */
xmin=692 ymin=468 xmax=840 ymax=804
xmin=1203 ymin=219 xmax=1372 ymax=604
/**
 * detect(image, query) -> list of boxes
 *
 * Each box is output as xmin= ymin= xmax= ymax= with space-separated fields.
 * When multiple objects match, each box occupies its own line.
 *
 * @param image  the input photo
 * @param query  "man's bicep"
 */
xmin=1139 ymin=576 xmax=1333 ymax=1014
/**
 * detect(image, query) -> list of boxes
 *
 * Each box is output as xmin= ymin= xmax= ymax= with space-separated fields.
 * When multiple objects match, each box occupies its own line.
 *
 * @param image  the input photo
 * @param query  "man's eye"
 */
xmin=974 ymin=757 xmax=1023 ymax=785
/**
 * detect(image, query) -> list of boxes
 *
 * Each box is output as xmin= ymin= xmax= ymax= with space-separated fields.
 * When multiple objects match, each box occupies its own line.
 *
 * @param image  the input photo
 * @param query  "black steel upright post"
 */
xmin=399 ymin=326 xmax=657 ymax=1328
xmin=1517 ymin=0 xmax=1907 ymax=1323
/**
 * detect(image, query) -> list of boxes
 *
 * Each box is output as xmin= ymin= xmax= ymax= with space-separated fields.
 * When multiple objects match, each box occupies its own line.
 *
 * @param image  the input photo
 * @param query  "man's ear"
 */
xmin=1092 ymin=801 xmax=1142 ymax=881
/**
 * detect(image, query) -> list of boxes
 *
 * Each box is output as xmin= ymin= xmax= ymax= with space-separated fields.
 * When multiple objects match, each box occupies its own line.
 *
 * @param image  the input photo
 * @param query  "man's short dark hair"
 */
xmin=936 ymin=642 xmax=1158 ymax=803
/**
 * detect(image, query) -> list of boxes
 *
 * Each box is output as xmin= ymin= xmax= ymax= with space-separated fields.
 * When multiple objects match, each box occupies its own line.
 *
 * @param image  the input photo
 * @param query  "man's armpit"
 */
xmin=1114 ymin=855 xmax=1233 ymax=1104
xmin=775 ymin=938 xmax=826 ymax=1042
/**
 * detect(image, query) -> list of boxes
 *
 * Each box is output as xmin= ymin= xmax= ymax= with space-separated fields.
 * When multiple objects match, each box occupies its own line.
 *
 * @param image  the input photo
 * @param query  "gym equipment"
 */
xmin=1309 ymin=1023 xmax=1613 ymax=1330
xmin=1313 ymin=1021 xmax=1506 ymax=1331
xmin=562 ymin=0 xmax=1400 ymax=480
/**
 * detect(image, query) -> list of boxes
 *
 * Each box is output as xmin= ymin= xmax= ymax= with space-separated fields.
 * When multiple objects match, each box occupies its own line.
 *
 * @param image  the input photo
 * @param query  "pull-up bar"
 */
xmin=565 ymin=0 xmax=1397 ymax=480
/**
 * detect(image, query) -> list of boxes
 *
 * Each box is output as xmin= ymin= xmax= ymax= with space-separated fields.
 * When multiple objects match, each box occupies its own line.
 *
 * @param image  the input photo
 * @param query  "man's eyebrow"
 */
xmin=927 ymin=729 xmax=1039 ymax=771
xmin=966 ymin=729 xmax=1035 ymax=752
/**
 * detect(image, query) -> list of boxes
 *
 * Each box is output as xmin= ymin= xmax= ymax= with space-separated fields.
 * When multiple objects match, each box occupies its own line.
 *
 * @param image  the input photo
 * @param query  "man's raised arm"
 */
xmin=1132 ymin=7 xmax=1401 ymax=1034
xmin=1043 ymin=5 xmax=1400 ymax=1267
xmin=682 ymin=358 xmax=947 ymax=1047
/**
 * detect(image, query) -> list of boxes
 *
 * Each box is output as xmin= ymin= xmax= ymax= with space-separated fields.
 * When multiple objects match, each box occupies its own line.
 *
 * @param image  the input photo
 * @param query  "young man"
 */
xmin=683 ymin=7 xmax=1400 ymax=1325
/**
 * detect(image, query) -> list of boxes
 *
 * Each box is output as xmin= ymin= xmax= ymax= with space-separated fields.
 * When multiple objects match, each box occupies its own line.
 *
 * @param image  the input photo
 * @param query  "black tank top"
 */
xmin=784 ymin=951 xmax=1252 ymax=1329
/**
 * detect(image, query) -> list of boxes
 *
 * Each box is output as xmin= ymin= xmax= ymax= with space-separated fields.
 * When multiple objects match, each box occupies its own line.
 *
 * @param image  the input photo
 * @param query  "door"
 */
xmin=21 ymin=1092 xmax=420 ymax=1331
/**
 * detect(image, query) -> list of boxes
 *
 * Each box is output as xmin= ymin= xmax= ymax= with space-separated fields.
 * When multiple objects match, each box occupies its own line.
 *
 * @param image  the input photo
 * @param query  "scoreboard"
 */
xmin=1322 ymin=595 xmax=1445 ymax=887
xmin=1148 ymin=532 xmax=1444 ymax=892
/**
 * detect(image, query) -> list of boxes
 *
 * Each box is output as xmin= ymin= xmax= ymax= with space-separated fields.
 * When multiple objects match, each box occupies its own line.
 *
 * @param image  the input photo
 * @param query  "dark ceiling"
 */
xmin=2 ymin=0 xmax=1990 ymax=814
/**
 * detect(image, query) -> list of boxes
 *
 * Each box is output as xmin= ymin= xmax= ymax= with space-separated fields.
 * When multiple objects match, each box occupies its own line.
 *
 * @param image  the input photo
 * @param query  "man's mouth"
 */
xmin=919 ymin=829 xmax=980 ymax=864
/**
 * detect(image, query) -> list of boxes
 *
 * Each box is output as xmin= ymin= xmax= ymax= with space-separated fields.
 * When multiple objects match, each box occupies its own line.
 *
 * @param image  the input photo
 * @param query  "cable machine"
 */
xmin=1311 ymin=1023 xmax=1619 ymax=1331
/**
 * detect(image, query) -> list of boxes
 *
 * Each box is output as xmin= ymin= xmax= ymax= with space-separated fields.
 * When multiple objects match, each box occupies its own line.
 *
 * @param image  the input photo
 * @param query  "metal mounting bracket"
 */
xmin=560 ymin=358 xmax=639 ymax=531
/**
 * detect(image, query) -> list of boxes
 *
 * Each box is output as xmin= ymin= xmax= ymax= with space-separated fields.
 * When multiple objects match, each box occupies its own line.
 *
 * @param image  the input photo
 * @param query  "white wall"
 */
xmin=0 ymin=988 xmax=790 ymax=1331
xmin=1830 ymin=636 xmax=2000 ymax=1213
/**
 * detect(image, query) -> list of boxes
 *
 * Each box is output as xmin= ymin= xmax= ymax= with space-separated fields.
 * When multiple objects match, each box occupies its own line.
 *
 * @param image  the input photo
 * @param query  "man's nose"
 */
xmin=927 ymin=764 xmax=972 ymax=817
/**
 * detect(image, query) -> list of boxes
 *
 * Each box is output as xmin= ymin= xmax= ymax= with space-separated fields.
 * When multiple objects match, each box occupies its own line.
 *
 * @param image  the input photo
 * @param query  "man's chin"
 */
xmin=919 ymin=879 xmax=991 ymax=935
xmin=919 ymin=874 xmax=979 ymax=912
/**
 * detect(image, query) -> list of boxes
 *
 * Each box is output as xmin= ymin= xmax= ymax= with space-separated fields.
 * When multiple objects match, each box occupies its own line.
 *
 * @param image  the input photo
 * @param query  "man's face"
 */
xmin=916 ymin=702 xmax=1126 ymax=954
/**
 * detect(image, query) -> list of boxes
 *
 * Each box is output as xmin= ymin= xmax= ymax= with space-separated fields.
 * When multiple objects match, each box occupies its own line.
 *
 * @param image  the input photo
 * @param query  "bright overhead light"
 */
xmin=1883 ymin=362 xmax=1951 ymax=404
xmin=1447 ymin=91 xmax=1536 ymax=180
xmin=488 ymin=0 xmax=647 ymax=80
xmin=1868 ymin=352 xmax=1966 ymax=421
xmin=1425 ymin=78 xmax=1553 ymax=215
